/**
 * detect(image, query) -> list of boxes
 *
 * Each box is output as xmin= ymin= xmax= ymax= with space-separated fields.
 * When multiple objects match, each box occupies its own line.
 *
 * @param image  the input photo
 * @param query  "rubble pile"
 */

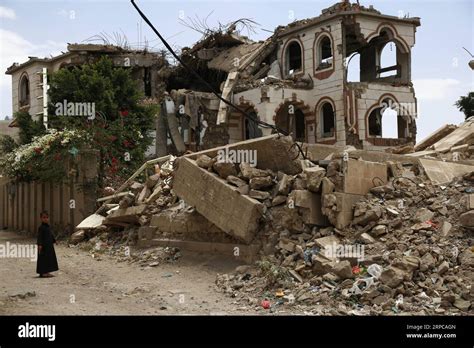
xmin=72 ymin=124 xmax=473 ymax=315
xmin=215 ymin=170 xmax=474 ymax=315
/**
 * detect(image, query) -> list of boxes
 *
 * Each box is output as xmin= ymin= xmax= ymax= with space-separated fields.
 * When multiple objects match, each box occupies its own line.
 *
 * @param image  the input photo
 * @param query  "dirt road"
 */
xmin=0 ymin=230 xmax=257 ymax=315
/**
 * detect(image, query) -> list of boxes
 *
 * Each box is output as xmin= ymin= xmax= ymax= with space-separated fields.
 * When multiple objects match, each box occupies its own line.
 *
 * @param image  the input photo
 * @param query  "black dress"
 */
xmin=36 ymin=222 xmax=59 ymax=275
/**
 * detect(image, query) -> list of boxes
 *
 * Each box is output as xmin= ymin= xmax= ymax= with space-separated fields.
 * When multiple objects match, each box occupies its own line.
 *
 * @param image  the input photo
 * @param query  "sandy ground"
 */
xmin=0 ymin=230 xmax=258 ymax=315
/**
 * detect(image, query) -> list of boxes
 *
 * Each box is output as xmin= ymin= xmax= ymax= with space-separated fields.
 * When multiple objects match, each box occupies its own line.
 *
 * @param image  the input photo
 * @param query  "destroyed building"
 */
xmin=175 ymin=1 xmax=420 ymax=150
xmin=5 ymin=43 xmax=168 ymax=155
xmin=4 ymin=1 xmax=421 ymax=155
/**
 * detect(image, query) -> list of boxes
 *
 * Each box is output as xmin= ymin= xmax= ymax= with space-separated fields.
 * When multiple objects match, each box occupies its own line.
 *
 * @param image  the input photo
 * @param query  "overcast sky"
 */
xmin=0 ymin=0 xmax=472 ymax=140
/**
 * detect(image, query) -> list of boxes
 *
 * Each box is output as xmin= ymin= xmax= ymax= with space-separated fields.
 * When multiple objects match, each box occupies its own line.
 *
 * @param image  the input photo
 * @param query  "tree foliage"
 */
xmin=47 ymin=56 xmax=156 ymax=185
xmin=455 ymin=92 xmax=474 ymax=120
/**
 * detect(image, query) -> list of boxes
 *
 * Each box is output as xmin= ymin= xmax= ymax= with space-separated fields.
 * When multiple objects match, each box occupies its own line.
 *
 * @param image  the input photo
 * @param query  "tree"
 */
xmin=15 ymin=110 xmax=46 ymax=145
xmin=455 ymin=92 xmax=474 ymax=120
xmin=47 ymin=57 xmax=156 ymax=186
xmin=0 ymin=135 xmax=17 ymax=155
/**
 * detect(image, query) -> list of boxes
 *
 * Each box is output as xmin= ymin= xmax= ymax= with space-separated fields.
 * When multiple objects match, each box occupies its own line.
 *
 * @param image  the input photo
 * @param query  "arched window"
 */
xmin=379 ymin=41 xmax=397 ymax=77
xmin=294 ymin=109 xmax=306 ymax=142
xmin=285 ymin=41 xmax=303 ymax=75
xmin=368 ymin=98 xmax=408 ymax=138
xmin=320 ymin=102 xmax=335 ymax=138
xmin=346 ymin=52 xmax=360 ymax=82
xmin=317 ymin=35 xmax=333 ymax=70
xmin=19 ymin=73 xmax=30 ymax=107
xmin=244 ymin=111 xmax=262 ymax=140
xmin=276 ymin=103 xmax=306 ymax=142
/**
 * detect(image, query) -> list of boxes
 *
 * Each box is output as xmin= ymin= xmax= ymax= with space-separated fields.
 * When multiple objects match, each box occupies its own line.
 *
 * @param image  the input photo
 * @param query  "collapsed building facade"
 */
xmin=170 ymin=1 xmax=420 ymax=150
xmin=4 ymin=1 xmax=421 ymax=154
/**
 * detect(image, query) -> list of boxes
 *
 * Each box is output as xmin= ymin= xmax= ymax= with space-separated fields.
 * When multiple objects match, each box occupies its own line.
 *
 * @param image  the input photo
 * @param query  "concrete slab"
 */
xmin=104 ymin=204 xmax=147 ymax=224
xmin=322 ymin=192 xmax=363 ymax=230
xmin=76 ymin=213 xmax=106 ymax=230
xmin=432 ymin=118 xmax=474 ymax=152
xmin=184 ymin=134 xmax=302 ymax=175
xmin=342 ymin=159 xmax=387 ymax=195
xmin=414 ymin=124 xmax=457 ymax=151
xmin=419 ymin=158 xmax=474 ymax=184
xmin=288 ymin=190 xmax=328 ymax=226
xmin=137 ymin=238 xmax=260 ymax=263
xmin=173 ymin=157 xmax=264 ymax=243
xmin=149 ymin=210 xmax=222 ymax=235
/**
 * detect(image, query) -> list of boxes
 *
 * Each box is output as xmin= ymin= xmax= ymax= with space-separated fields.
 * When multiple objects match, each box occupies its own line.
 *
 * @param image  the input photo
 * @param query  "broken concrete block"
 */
xmin=277 ymin=173 xmax=292 ymax=195
xmin=352 ymin=206 xmax=382 ymax=226
xmin=328 ymin=260 xmax=354 ymax=280
xmin=439 ymin=221 xmax=453 ymax=237
xmin=360 ymin=233 xmax=376 ymax=244
xmin=322 ymin=192 xmax=363 ymax=229
xmin=437 ymin=261 xmax=449 ymax=275
xmin=70 ymin=230 xmax=85 ymax=244
xmin=186 ymin=135 xmax=302 ymax=175
xmin=105 ymin=204 xmax=147 ymax=224
xmin=304 ymin=166 xmax=326 ymax=193
xmin=146 ymin=174 xmax=161 ymax=189
xmin=249 ymin=176 xmax=273 ymax=190
xmin=288 ymin=190 xmax=327 ymax=226
xmin=321 ymin=177 xmax=335 ymax=195
xmin=235 ymin=185 xmax=250 ymax=195
xmin=212 ymin=161 xmax=238 ymax=179
xmin=269 ymin=195 xmax=284 ymax=206
xmin=314 ymin=235 xmax=340 ymax=250
xmin=379 ymin=266 xmax=406 ymax=288
xmin=118 ymin=193 xmax=135 ymax=209
xmin=173 ymin=157 xmax=263 ymax=243
xmin=420 ymin=252 xmax=436 ymax=272
xmin=137 ymin=186 xmax=151 ymax=204
xmin=76 ymin=214 xmax=106 ymax=230
xmin=292 ymin=177 xmax=307 ymax=190
xmin=419 ymin=158 xmax=474 ymax=185
xmin=249 ymin=189 xmax=270 ymax=201
xmin=342 ymin=159 xmax=387 ymax=195
xmin=227 ymin=175 xmax=247 ymax=187
xmin=392 ymin=256 xmax=420 ymax=273
xmin=130 ymin=182 xmax=144 ymax=192
xmin=269 ymin=205 xmax=305 ymax=233
xmin=279 ymin=238 xmax=295 ymax=252
xmin=411 ymin=221 xmax=433 ymax=231
xmin=240 ymin=162 xmax=270 ymax=179
xmin=146 ymin=185 xmax=163 ymax=203
xmin=138 ymin=226 xmax=157 ymax=240
xmin=414 ymin=124 xmax=457 ymax=152
xmin=196 ymin=154 xmax=214 ymax=169
xmin=414 ymin=208 xmax=435 ymax=223
xmin=150 ymin=210 xmax=222 ymax=235
xmin=468 ymin=194 xmax=474 ymax=210
xmin=459 ymin=210 xmax=474 ymax=229
xmin=370 ymin=224 xmax=388 ymax=237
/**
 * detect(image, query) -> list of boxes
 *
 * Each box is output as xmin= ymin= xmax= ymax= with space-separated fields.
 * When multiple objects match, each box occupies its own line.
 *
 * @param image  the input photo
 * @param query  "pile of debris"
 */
xmin=72 ymin=121 xmax=473 ymax=315
xmin=216 ymin=173 xmax=473 ymax=315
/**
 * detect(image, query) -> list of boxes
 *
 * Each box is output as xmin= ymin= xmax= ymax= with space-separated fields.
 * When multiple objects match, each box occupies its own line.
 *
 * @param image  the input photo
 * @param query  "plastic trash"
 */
xmin=261 ymin=299 xmax=271 ymax=309
xmin=367 ymin=264 xmax=383 ymax=279
xmin=347 ymin=277 xmax=375 ymax=296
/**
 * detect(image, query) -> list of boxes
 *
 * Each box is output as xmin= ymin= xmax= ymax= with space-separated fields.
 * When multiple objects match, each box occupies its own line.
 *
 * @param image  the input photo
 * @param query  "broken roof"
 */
xmin=276 ymin=1 xmax=420 ymax=38
xmin=5 ymin=43 xmax=160 ymax=75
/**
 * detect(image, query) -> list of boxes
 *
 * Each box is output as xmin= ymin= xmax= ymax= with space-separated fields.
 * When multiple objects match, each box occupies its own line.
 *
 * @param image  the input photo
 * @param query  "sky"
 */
xmin=0 ymin=0 xmax=472 ymax=140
